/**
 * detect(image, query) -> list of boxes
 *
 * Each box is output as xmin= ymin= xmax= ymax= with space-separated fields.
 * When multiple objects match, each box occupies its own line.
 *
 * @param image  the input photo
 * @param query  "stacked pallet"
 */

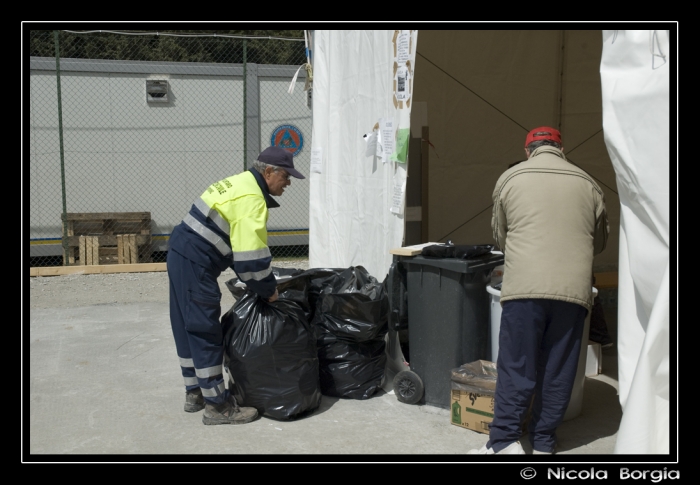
xmin=61 ymin=212 xmax=152 ymax=266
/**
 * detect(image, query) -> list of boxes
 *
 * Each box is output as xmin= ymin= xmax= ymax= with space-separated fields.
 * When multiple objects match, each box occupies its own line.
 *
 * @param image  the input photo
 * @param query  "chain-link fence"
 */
xmin=28 ymin=29 xmax=312 ymax=267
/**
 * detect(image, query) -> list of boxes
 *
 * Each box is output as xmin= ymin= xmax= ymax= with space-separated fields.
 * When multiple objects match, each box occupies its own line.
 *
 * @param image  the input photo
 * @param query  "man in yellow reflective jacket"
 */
xmin=167 ymin=146 xmax=305 ymax=425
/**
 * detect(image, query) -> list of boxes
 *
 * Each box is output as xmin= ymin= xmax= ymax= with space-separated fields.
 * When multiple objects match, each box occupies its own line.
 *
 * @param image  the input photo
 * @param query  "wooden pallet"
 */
xmin=61 ymin=212 xmax=152 ymax=266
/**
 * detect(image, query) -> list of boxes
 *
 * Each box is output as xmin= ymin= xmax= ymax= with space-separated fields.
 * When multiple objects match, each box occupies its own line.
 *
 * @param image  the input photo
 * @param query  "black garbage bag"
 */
xmin=239 ymin=267 xmax=350 ymax=322
xmin=224 ymin=279 xmax=247 ymax=300
xmin=291 ymin=267 xmax=348 ymax=321
xmin=421 ymin=243 xmax=494 ymax=259
xmin=316 ymin=335 xmax=387 ymax=400
xmin=224 ymin=265 xmax=390 ymax=401
xmin=225 ymin=267 xmax=312 ymax=314
xmin=224 ymin=266 xmax=307 ymax=301
xmin=309 ymin=266 xmax=389 ymax=399
xmin=308 ymin=266 xmax=383 ymax=299
xmin=313 ymin=287 xmax=389 ymax=342
xmin=272 ymin=266 xmax=307 ymax=278
xmin=222 ymin=291 xmax=321 ymax=420
xmin=274 ymin=268 xmax=319 ymax=316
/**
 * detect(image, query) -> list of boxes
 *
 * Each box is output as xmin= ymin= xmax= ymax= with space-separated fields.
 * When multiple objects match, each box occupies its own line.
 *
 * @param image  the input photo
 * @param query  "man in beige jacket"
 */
xmin=469 ymin=127 xmax=609 ymax=455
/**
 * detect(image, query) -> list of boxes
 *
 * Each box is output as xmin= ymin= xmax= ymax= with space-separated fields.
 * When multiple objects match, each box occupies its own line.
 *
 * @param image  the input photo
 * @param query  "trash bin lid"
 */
xmin=400 ymin=253 xmax=505 ymax=273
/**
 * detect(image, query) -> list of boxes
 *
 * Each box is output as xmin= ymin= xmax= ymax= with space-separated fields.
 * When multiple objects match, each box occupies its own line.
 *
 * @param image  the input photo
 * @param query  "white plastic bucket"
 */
xmin=565 ymin=286 xmax=597 ymax=421
xmin=486 ymin=285 xmax=597 ymax=422
xmin=486 ymin=284 xmax=503 ymax=363
xmin=490 ymin=264 xmax=504 ymax=286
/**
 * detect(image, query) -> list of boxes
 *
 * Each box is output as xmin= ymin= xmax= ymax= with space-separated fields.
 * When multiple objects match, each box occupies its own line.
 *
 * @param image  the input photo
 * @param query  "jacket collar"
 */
xmin=530 ymin=145 xmax=567 ymax=161
xmin=249 ymin=168 xmax=280 ymax=209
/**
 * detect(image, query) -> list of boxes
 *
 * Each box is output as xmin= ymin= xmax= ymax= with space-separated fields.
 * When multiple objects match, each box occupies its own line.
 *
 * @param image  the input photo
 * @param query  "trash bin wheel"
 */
xmin=393 ymin=370 xmax=424 ymax=405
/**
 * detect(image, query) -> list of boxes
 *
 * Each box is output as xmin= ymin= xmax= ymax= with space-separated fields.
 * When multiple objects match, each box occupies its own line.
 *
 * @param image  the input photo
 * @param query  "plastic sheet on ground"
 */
xmin=450 ymin=359 xmax=498 ymax=394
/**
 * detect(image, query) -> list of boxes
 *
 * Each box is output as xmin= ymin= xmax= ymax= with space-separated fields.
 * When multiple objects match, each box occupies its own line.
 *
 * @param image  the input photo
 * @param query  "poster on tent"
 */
xmin=389 ymin=30 xmax=417 ymax=166
xmin=390 ymin=171 xmax=407 ymax=215
xmin=393 ymin=30 xmax=414 ymax=113
xmin=310 ymin=147 xmax=322 ymax=174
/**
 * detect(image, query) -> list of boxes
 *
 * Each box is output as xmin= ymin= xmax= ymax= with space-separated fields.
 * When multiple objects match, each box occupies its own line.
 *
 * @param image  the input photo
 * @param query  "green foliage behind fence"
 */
xmin=29 ymin=30 xmax=305 ymax=64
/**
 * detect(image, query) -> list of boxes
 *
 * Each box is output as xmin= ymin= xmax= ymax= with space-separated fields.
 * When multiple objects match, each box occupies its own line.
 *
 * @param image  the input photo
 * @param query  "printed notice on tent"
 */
xmin=395 ymin=64 xmax=410 ymax=103
xmin=390 ymin=179 xmax=406 ymax=215
xmin=396 ymin=31 xmax=410 ymax=63
xmin=380 ymin=118 xmax=395 ymax=164
xmin=310 ymin=147 xmax=322 ymax=174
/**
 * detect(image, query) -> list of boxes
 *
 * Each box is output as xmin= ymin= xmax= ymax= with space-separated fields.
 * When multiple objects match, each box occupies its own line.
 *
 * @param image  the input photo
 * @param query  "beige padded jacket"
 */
xmin=491 ymin=146 xmax=609 ymax=311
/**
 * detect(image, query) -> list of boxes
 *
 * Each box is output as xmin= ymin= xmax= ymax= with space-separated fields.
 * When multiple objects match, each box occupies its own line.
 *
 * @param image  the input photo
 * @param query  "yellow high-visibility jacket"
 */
xmin=169 ymin=169 xmax=278 ymax=298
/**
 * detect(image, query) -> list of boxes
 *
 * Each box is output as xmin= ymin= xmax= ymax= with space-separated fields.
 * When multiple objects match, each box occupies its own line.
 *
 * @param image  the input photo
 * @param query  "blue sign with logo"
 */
xmin=271 ymin=125 xmax=304 ymax=157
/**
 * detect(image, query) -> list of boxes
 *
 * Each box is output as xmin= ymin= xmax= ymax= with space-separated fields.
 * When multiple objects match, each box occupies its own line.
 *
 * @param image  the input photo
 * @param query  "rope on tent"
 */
xmin=288 ymin=30 xmax=313 ymax=95
xmin=650 ymin=30 xmax=667 ymax=69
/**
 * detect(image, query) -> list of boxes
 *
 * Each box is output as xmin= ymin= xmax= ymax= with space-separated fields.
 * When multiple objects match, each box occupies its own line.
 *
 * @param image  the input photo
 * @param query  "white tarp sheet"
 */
xmin=308 ymin=30 xmax=418 ymax=280
xmin=600 ymin=29 xmax=672 ymax=454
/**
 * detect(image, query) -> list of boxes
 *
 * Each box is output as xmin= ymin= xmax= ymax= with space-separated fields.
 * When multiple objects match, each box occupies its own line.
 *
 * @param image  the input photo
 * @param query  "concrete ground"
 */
xmin=25 ymin=267 xmax=621 ymax=463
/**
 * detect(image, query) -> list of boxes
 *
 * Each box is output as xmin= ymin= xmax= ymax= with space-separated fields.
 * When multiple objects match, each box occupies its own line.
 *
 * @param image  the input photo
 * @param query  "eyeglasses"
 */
xmin=277 ymin=170 xmax=291 ymax=181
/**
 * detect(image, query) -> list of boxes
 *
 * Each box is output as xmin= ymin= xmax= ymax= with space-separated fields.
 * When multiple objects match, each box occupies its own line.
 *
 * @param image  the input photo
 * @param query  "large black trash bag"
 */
xmin=316 ymin=334 xmax=387 ymax=400
xmin=253 ymin=267 xmax=349 ymax=322
xmin=274 ymin=269 xmax=318 ymax=316
xmin=222 ymin=291 xmax=321 ymax=420
xmin=290 ymin=268 xmax=347 ymax=321
xmin=309 ymin=266 xmax=389 ymax=399
xmin=308 ymin=266 xmax=382 ymax=299
xmin=293 ymin=266 xmax=385 ymax=326
xmin=313 ymin=285 xmax=389 ymax=341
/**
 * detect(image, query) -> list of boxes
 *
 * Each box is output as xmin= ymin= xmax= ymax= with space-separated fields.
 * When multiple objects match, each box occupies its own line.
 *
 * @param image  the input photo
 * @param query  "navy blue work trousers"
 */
xmin=167 ymin=248 xmax=228 ymax=404
xmin=487 ymin=298 xmax=586 ymax=453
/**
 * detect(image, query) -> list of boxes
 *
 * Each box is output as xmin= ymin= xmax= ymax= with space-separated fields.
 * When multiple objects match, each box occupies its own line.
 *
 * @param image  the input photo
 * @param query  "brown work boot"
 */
xmin=202 ymin=395 xmax=258 ymax=425
xmin=184 ymin=387 xmax=205 ymax=413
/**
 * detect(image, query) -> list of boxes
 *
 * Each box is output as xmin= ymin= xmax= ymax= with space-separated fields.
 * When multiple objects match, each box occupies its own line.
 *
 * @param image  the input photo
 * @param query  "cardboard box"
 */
xmin=450 ymin=388 xmax=494 ymax=434
xmin=449 ymin=360 xmax=535 ymax=434
xmin=450 ymin=360 xmax=497 ymax=434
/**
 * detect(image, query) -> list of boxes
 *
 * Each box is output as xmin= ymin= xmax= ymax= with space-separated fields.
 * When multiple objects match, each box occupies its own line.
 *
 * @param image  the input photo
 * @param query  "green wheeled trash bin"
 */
xmin=388 ymin=251 xmax=504 ymax=409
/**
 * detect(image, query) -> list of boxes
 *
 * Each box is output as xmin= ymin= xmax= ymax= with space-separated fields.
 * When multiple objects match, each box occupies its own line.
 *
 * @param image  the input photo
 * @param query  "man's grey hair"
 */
xmin=251 ymin=160 xmax=281 ymax=174
xmin=526 ymin=139 xmax=562 ymax=152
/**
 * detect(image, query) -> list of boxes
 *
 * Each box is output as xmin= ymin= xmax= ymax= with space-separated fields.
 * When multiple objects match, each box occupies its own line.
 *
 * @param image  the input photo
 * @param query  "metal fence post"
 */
xmin=243 ymin=39 xmax=247 ymax=170
xmin=246 ymin=62 xmax=260 ymax=167
xmin=54 ymin=30 xmax=68 ymax=266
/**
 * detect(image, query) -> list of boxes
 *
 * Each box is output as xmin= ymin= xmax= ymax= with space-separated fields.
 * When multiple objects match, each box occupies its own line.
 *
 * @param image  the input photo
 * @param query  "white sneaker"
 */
xmin=467 ymin=444 xmax=494 ymax=454
xmin=532 ymin=449 xmax=553 ymax=455
xmin=468 ymin=441 xmax=525 ymax=455
xmin=498 ymin=441 xmax=526 ymax=454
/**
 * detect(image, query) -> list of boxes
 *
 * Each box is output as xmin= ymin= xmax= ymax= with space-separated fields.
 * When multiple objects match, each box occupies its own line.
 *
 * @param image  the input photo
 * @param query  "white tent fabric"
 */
xmin=600 ymin=30 xmax=671 ymax=454
xmin=308 ymin=30 xmax=417 ymax=280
